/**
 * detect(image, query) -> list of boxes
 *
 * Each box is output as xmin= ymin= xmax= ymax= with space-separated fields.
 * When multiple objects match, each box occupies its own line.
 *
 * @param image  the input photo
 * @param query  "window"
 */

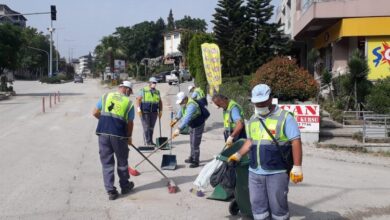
xmin=166 ymin=35 xmax=171 ymax=40
xmin=174 ymin=33 xmax=180 ymax=39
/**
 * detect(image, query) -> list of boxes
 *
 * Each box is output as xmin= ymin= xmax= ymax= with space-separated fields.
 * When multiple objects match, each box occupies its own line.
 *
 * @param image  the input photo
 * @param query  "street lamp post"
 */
xmin=27 ymin=46 xmax=50 ymax=77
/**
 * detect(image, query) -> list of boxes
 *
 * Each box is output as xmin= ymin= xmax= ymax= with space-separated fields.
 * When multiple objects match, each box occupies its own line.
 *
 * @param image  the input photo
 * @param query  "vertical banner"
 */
xmin=367 ymin=37 xmax=390 ymax=80
xmin=201 ymin=43 xmax=222 ymax=96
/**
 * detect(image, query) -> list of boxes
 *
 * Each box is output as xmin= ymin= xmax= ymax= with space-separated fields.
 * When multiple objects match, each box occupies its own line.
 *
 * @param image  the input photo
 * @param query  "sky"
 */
xmin=2 ymin=0 xmax=280 ymax=60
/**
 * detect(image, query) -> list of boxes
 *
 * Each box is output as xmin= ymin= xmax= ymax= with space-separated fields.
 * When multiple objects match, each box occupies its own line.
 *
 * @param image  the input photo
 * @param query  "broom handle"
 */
xmin=134 ymin=137 xmax=173 ymax=167
xmin=130 ymin=144 xmax=169 ymax=180
xmin=158 ymin=109 xmax=162 ymax=137
xmin=170 ymin=112 xmax=173 ymax=155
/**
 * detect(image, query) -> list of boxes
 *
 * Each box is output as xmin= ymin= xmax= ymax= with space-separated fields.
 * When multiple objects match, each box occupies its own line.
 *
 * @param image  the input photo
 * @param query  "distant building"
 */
xmin=163 ymin=29 xmax=187 ymax=69
xmin=78 ymin=53 xmax=93 ymax=75
xmin=276 ymin=0 xmax=296 ymax=39
xmin=0 ymin=4 xmax=27 ymax=27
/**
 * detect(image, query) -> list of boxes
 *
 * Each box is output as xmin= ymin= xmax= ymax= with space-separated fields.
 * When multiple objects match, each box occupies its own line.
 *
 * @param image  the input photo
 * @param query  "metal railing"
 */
xmin=363 ymin=115 xmax=390 ymax=143
xmin=342 ymin=111 xmax=374 ymax=127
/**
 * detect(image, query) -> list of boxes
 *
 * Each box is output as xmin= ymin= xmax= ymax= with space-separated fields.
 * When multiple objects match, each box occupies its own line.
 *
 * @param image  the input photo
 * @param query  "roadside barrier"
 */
xmin=42 ymin=91 xmax=61 ymax=113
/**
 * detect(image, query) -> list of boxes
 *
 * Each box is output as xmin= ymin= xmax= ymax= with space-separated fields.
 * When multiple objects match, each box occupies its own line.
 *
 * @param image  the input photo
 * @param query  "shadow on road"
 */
xmin=204 ymin=122 xmax=224 ymax=132
xmin=289 ymin=202 xmax=347 ymax=220
xmin=131 ymin=174 xmax=198 ymax=193
xmin=16 ymin=92 xmax=84 ymax=97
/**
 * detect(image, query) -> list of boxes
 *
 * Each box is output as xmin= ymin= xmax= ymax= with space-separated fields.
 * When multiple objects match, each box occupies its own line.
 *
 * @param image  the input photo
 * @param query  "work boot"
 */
xmin=107 ymin=189 xmax=119 ymax=200
xmin=148 ymin=142 xmax=156 ymax=146
xmin=121 ymin=181 xmax=135 ymax=195
xmin=189 ymin=162 xmax=199 ymax=168
xmin=184 ymin=157 xmax=194 ymax=164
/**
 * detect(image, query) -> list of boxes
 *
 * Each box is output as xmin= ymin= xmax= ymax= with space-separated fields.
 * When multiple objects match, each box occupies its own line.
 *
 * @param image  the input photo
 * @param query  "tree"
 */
xmin=188 ymin=33 xmax=215 ymax=92
xmin=178 ymin=30 xmax=194 ymax=68
xmin=175 ymin=16 xmax=207 ymax=32
xmin=246 ymin=0 xmax=290 ymax=72
xmin=212 ymin=0 xmax=247 ymax=77
xmin=167 ymin=9 xmax=175 ymax=31
xmin=347 ymin=49 xmax=371 ymax=111
xmin=18 ymin=27 xmax=51 ymax=79
xmin=0 ymin=23 xmax=24 ymax=75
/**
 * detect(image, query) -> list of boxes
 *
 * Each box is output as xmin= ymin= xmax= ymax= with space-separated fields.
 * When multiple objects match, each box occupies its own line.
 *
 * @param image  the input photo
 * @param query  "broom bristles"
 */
xmin=128 ymin=166 xmax=140 ymax=176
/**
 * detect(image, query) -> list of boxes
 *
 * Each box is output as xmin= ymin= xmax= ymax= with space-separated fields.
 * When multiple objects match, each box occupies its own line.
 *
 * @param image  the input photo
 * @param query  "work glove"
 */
xmin=159 ymin=111 xmax=163 ymax=119
xmin=137 ymin=107 xmax=142 ymax=117
xmin=225 ymin=136 xmax=234 ymax=148
xmin=172 ymin=129 xmax=180 ymax=138
xmin=170 ymin=119 xmax=178 ymax=128
xmin=127 ymin=137 xmax=132 ymax=146
xmin=290 ymin=166 xmax=303 ymax=184
xmin=227 ymin=152 xmax=241 ymax=163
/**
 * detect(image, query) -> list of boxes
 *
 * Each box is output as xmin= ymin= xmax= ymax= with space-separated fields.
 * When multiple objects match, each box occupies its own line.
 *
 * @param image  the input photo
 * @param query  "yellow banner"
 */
xmin=367 ymin=37 xmax=390 ymax=80
xmin=201 ymin=43 xmax=222 ymax=89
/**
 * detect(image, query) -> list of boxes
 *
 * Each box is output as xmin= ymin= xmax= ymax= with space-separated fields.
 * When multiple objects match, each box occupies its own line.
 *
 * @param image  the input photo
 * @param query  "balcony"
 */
xmin=294 ymin=0 xmax=390 ymax=40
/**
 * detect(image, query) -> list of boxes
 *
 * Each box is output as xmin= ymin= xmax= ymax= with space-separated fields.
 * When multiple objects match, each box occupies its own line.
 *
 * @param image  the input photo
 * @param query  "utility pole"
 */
xmin=49 ymin=5 xmax=56 ymax=77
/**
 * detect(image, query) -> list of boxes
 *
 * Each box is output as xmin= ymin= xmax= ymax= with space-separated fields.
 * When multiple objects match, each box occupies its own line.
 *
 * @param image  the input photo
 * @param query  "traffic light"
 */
xmin=50 ymin=5 xmax=56 ymax=20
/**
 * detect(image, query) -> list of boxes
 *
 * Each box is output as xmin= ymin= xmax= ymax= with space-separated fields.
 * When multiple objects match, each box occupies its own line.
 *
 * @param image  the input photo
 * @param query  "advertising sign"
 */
xmin=201 ymin=43 xmax=222 ymax=95
xmin=368 ymin=37 xmax=390 ymax=80
xmin=279 ymin=104 xmax=320 ymax=133
xmin=114 ymin=60 xmax=126 ymax=72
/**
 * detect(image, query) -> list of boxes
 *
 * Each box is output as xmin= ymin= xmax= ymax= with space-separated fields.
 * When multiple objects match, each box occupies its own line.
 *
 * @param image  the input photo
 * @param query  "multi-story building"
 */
xmin=0 ymin=4 xmax=27 ymax=27
xmin=276 ymin=0 xmax=296 ymax=39
xmin=78 ymin=54 xmax=92 ymax=75
xmin=290 ymin=0 xmax=390 ymax=80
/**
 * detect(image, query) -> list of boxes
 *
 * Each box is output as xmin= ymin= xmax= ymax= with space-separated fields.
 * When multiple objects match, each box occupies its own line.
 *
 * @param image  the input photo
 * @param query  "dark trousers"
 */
xmin=98 ymin=135 xmax=130 ymax=192
xmin=189 ymin=123 xmax=205 ymax=163
xmin=141 ymin=112 xmax=158 ymax=144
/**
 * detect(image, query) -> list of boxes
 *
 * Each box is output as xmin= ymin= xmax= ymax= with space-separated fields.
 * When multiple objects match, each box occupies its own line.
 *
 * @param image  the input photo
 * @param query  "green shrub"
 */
xmin=219 ymin=75 xmax=253 ymax=118
xmin=40 ymin=76 xmax=61 ymax=84
xmin=366 ymin=77 xmax=390 ymax=114
xmin=251 ymin=57 xmax=319 ymax=101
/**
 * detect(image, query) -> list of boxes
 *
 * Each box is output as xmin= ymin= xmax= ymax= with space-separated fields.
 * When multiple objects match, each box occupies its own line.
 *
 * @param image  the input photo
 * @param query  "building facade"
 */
xmin=0 ymin=4 xmax=26 ymax=27
xmin=290 ymin=0 xmax=390 ymax=80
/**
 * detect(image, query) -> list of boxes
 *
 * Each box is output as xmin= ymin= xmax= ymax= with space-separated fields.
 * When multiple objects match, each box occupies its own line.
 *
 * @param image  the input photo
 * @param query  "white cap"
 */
xmin=188 ymin=85 xmax=195 ymax=91
xmin=119 ymin=81 xmax=132 ymax=89
xmin=149 ymin=77 xmax=157 ymax=83
xmin=251 ymin=84 xmax=271 ymax=103
xmin=176 ymin=91 xmax=186 ymax=104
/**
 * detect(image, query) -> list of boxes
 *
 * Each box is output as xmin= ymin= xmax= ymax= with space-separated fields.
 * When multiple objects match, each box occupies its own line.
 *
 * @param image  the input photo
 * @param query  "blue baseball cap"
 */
xmin=251 ymin=84 xmax=271 ymax=103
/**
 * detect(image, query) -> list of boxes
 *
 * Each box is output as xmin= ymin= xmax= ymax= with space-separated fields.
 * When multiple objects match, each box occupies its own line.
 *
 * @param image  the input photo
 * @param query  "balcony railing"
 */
xmin=301 ymin=0 xmax=340 ymax=13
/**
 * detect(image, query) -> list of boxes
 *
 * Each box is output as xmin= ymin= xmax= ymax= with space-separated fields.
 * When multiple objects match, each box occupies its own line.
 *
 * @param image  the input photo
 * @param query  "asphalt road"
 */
xmin=0 ymin=79 xmax=389 ymax=220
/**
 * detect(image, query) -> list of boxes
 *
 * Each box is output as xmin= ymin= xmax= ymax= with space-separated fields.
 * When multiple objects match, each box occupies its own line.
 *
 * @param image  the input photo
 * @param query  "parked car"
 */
xmin=166 ymin=69 xmax=192 ymax=85
xmin=155 ymin=71 xmax=171 ymax=83
xmin=74 ymin=75 xmax=83 ymax=83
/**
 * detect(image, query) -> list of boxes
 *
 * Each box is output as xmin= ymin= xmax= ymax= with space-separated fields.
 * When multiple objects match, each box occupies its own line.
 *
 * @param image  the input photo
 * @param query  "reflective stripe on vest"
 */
xmin=96 ymin=92 xmax=133 ymax=138
xmin=141 ymin=86 xmax=160 ymax=112
xmin=194 ymin=88 xmax=205 ymax=99
xmin=247 ymin=109 xmax=290 ymax=168
xmin=223 ymin=100 xmax=244 ymax=130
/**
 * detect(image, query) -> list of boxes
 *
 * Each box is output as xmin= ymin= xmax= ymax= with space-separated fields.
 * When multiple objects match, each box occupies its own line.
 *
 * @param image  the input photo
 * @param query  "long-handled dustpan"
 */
xmin=161 ymin=112 xmax=177 ymax=170
xmin=156 ymin=109 xmax=169 ymax=150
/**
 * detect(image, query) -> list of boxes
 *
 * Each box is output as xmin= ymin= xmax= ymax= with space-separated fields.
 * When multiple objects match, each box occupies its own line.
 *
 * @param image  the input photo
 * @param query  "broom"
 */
xmin=128 ymin=136 xmax=174 ymax=176
xmin=129 ymin=143 xmax=178 ymax=193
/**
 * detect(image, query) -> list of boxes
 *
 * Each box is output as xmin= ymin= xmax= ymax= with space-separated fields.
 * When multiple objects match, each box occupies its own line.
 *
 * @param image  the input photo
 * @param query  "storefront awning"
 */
xmin=314 ymin=17 xmax=390 ymax=48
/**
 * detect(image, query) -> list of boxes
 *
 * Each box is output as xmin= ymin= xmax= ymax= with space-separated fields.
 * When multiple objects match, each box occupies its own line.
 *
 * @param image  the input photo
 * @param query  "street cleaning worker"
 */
xmin=171 ymin=92 xmax=206 ymax=168
xmin=211 ymin=94 xmax=246 ymax=147
xmin=188 ymin=85 xmax=207 ymax=106
xmin=228 ymin=84 xmax=303 ymax=220
xmin=92 ymin=81 xmax=135 ymax=200
xmin=136 ymin=77 xmax=163 ymax=146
